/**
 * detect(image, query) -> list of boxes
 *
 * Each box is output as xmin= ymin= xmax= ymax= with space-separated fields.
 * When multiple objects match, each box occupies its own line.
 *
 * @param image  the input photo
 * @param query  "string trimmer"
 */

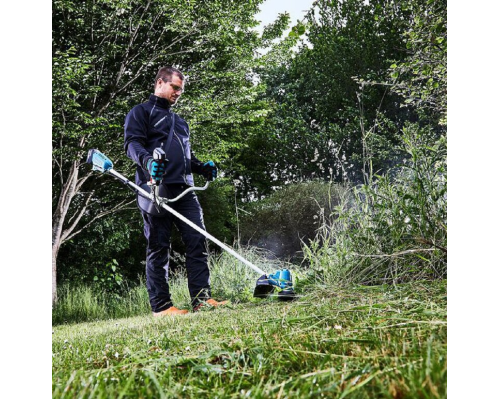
xmin=86 ymin=149 xmax=296 ymax=301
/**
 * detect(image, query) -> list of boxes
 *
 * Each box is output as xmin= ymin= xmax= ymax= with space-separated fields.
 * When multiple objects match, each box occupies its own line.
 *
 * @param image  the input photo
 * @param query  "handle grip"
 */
xmin=153 ymin=147 xmax=166 ymax=161
xmin=149 ymin=147 xmax=167 ymax=185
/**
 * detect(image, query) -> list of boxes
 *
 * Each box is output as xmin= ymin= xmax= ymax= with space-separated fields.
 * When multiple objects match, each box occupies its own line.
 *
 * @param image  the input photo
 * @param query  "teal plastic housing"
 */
xmin=87 ymin=149 xmax=113 ymax=172
xmin=268 ymin=269 xmax=293 ymax=290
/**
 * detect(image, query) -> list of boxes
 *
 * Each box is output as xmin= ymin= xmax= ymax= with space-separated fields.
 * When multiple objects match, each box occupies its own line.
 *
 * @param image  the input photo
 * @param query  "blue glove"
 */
xmin=201 ymin=161 xmax=217 ymax=181
xmin=146 ymin=157 xmax=167 ymax=183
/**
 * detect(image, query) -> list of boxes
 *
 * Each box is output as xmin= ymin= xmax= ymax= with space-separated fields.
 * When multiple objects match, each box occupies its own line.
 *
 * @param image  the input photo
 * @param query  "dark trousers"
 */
xmin=141 ymin=184 xmax=211 ymax=312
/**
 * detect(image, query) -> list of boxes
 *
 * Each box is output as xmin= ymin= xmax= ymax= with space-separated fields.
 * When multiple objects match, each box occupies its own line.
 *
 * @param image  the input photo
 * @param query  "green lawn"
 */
xmin=52 ymin=280 xmax=446 ymax=398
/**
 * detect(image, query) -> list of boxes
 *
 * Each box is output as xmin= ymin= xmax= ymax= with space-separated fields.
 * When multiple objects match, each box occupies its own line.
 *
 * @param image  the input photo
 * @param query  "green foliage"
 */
xmin=234 ymin=0 xmax=447 ymax=289
xmin=57 ymin=211 xmax=146 ymax=286
xmin=92 ymin=259 xmax=125 ymax=295
xmin=235 ymin=0 xmax=419 ymax=197
xmin=299 ymin=0 xmax=408 ymax=123
xmin=388 ymin=0 xmax=447 ymax=124
xmin=260 ymin=12 xmax=291 ymax=45
xmin=302 ymin=125 xmax=446 ymax=286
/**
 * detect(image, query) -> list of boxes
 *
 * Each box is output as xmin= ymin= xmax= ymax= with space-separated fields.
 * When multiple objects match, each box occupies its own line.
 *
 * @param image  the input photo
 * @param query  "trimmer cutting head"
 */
xmin=253 ymin=269 xmax=296 ymax=301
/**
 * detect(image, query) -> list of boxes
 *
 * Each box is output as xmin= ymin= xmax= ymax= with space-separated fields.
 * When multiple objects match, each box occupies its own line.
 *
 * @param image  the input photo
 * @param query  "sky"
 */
xmin=254 ymin=0 xmax=316 ymax=34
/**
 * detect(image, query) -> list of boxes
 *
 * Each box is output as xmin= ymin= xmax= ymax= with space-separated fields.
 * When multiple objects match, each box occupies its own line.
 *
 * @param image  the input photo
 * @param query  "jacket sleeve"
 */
xmin=124 ymin=105 xmax=152 ymax=170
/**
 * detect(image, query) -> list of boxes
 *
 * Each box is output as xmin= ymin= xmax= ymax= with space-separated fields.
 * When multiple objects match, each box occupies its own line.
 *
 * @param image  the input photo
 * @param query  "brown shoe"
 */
xmin=193 ymin=298 xmax=229 ymax=312
xmin=153 ymin=306 xmax=189 ymax=317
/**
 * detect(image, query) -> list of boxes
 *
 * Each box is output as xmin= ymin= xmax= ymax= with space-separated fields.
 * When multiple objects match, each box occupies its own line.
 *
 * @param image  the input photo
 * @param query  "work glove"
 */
xmin=201 ymin=161 xmax=217 ymax=181
xmin=145 ymin=157 xmax=167 ymax=182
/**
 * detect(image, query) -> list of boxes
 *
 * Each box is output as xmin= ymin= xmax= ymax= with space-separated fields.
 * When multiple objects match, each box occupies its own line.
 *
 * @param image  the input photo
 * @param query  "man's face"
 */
xmin=155 ymin=75 xmax=184 ymax=105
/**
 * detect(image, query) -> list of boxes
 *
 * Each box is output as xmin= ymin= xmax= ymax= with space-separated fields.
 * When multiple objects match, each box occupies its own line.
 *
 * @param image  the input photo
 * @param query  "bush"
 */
xmin=239 ymin=181 xmax=349 ymax=260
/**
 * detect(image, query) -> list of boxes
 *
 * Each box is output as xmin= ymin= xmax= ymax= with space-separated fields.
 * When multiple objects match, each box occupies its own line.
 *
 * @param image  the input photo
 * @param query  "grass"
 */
xmin=52 ymin=280 xmax=151 ymax=325
xmin=52 ymin=279 xmax=446 ymax=398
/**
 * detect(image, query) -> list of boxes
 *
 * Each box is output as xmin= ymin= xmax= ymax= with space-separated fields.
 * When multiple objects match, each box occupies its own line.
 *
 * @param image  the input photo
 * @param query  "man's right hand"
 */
xmin=146 ymin=158 xmax=167 ymax=182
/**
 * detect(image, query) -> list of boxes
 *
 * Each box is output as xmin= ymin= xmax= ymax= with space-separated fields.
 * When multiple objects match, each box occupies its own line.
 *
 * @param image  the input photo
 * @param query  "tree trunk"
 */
xmin=52 ymin=161 xmax=79 ymax=306
xmin=52 ymin=243 xmax=60 ymax=306
xmin=52 ymin=158 xmax=132 ymax=305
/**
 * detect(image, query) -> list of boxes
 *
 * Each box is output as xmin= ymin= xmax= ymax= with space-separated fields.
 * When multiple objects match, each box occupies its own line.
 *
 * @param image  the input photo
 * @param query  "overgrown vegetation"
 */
xmin=302 ymin=126 xmax=446 ymax=287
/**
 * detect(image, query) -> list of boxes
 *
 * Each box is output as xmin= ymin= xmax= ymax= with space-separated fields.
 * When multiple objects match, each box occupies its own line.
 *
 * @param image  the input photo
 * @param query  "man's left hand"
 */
xmin=201 ymin=161 xmax=217 ymax=181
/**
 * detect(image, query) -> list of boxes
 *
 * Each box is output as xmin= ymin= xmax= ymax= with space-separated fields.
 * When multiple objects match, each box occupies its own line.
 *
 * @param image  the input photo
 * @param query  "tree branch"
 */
xmin=61 ymin=199 xmax=136 ymax=243
xmin=63 ymin=189 xmax=95 ymax=234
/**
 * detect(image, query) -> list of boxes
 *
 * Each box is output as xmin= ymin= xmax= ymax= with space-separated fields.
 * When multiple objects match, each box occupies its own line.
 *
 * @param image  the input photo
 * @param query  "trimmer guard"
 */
xmin=253 ymin=269 xmax=296 ymax=301
xmin=253 ymin=275 xmax=276 ymax=298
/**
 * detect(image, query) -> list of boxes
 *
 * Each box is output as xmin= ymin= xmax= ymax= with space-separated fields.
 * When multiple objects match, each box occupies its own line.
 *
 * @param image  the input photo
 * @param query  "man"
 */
xmin=124 ymin=66 xmax=227 ymax=316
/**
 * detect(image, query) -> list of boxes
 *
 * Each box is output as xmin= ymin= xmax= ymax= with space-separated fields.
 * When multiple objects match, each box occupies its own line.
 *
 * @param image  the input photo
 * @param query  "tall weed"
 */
xmin=303 ymin=125 xmax=447 ymax=286
xmin=52 ymin=278 xmax=150 ymax=325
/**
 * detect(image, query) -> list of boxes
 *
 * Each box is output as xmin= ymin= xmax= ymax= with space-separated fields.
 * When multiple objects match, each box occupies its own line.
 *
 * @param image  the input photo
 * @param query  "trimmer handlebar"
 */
xmin=86 ymin=148 xmax=209 ymax=203
xmin=153 ymin=147 xmax=166 ymax=162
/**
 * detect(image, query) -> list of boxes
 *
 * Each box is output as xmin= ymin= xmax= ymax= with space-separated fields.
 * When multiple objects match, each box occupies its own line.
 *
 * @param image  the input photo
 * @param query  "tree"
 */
xmin=52 ymin=0 xmax=272 ymax=304
xmin=233 ymin=0 xmax=443 ymax=199
xmin=387 ymin=0 xmax=447 ymax=125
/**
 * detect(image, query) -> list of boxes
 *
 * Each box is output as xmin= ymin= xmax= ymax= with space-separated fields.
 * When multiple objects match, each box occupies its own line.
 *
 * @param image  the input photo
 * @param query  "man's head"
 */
xmin=154 ymin=66 xmax=185 ymax=105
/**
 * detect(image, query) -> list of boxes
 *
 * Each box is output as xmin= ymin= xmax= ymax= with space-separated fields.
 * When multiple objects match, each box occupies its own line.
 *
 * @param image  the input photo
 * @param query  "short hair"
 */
xmin=154 ymin=66 xmax=184 ymax=89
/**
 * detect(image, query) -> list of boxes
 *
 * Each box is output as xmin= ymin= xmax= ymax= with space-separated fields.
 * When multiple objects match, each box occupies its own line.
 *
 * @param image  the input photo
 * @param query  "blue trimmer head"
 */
xmin=253 ymin=269 xmax=296 ymax=301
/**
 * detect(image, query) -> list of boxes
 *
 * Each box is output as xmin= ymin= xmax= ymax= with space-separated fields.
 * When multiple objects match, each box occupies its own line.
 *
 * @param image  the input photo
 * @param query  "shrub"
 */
xmin=239 ymin=181 xmax=349 ymax=260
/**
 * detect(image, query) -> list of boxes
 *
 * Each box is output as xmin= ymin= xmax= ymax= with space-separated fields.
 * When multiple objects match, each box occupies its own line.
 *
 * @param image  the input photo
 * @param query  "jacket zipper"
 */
xmin=174 ymin=132 xmax=189 ymax=185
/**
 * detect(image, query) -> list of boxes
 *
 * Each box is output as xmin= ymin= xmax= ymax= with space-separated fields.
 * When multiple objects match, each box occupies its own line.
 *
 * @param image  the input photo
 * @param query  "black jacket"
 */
xmin=124 ymin=95 xmax=204 ymax=186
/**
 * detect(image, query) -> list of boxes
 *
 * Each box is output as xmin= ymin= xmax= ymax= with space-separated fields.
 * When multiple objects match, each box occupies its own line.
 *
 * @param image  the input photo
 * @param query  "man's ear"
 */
xmin=154 ymin=79 xmax=162 ymax=92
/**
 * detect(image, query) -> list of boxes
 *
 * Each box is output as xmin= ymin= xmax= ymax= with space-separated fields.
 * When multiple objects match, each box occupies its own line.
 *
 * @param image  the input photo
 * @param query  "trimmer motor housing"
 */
xmin=253 ymin=269 xmax=296 ymax=301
